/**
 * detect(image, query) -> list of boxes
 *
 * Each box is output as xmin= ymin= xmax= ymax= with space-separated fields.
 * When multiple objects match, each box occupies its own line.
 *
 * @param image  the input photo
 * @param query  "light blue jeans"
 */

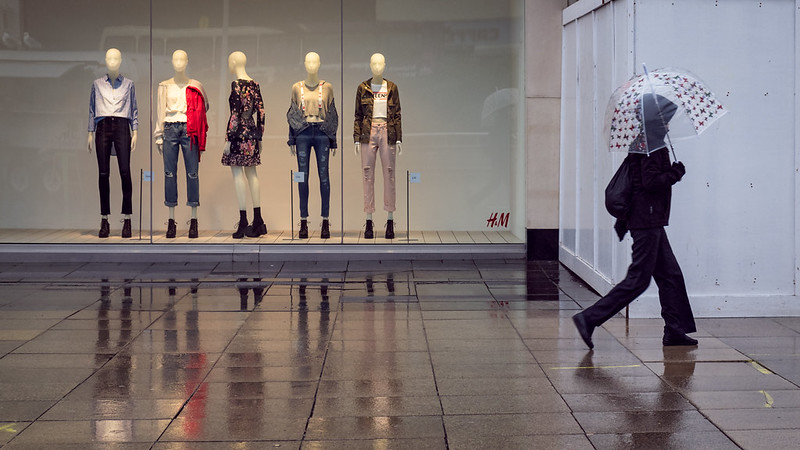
xmin=162 ymin=122 xmax=199 ymax=207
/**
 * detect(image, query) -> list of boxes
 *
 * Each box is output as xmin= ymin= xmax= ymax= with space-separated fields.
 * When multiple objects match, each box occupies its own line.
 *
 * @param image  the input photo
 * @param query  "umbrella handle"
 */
xmin=642 ymin=63 xmax=678 ymax=161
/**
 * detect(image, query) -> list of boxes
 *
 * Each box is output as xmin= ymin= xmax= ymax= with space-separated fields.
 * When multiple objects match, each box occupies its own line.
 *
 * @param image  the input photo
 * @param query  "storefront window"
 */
xmin=0 ymin=0 xmax=525 ymax=246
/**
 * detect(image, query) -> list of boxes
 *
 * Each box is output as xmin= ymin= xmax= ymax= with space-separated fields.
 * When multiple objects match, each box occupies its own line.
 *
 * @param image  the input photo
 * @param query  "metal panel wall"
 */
xmin=560 ymin=0 xmax=800 ymax=317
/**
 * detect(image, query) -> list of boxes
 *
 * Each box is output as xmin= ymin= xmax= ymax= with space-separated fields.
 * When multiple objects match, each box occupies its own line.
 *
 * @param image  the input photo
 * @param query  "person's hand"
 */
xmin=671 ymin=161 xmax=686 ymax=180
xmin=87 ymin=133 xmax=94 ymax=153
xmin=354 ymin=142 xmax=361 ymax=156
xmin=224 ymin=142 xmax=231 ymax=155
xmin=289 ymin=145 xmax=296 ymax=156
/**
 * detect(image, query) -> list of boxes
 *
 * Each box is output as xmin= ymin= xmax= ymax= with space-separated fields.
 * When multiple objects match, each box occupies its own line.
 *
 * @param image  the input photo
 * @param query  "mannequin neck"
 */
xmin=304 ymin=73 xmax=320 ymax=88
xmin=107 ymin=70 xmax=120 ymax=81
xmin=173 ymin=71 xmax=190 ymax=85
xmin=371 ymin=75 xmax=384 ymax=86
xmin=233 ymin=66 xmax=251 ymax=80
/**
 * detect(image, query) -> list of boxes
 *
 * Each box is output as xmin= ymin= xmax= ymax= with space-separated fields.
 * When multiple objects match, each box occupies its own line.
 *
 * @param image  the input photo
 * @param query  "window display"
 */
xmin=154 ymin=50 xmax=209 ymax=239
xmin=353 ymin=53 xmax=402 ymax=240
xmin=87 ymin=48 xmax=138 ymax=239
xmin=288 ymin=51 xmax=338 ymax=239
xmin=0 ymin=0 xmax=525 ymax=248
xmin=222 ymin=51 xmax=266 ymax=239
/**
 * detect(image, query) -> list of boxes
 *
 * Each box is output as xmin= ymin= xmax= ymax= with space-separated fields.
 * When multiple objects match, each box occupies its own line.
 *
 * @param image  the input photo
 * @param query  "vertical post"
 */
xmin=290 ymin=170 xmax=295 ymax=240
xmin=406 ymin=170 xmax=410 ymax=243
xmin=139 ymin=168 xmax=143 ymax=240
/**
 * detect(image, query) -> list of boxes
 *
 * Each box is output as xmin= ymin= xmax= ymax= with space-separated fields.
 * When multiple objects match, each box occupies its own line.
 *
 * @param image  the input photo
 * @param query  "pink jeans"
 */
xmin=361 ymin=123 xmax=396 ymax=213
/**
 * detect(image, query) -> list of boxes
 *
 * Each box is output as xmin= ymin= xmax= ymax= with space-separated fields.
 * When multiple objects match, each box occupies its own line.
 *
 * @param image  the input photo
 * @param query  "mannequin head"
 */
xmin=370 ymin=53 xmax=386 ymax=77
xmin=105 ymin=48 xmax=122 ymax=74
xmin=228 ymin=51 xmax=246 ymax=73
xmin=304 ymin=52 xmax=320 ymax=75
xmin=172 ymin=50 xmax=188 ymax=74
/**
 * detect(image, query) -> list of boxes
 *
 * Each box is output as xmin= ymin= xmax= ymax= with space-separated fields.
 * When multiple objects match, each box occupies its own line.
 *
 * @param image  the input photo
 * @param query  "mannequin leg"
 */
xmin=295 ymin=130 xmax=312 ymax=219
xmin=191 ymin=206 xmax=197 ymax=219
xmin=169 ymin=207 xmax=175 ymax=220
xmin=244 ymin=166 xmax=260 ymax=208
xmin=361 ymin=138 xmax=378 ymax=215
xmin=230 ymin=166 xmax=248 ymax=211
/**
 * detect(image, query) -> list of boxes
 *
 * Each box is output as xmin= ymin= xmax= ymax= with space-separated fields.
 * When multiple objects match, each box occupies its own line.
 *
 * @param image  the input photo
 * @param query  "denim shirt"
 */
xmin=88 ymin=74 xmax=139 ymax=131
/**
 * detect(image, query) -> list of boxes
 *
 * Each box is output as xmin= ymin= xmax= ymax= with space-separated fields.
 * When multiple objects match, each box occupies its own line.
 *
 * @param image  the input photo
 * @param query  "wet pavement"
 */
xmin=0 ymin=259 xmax=798 ymax=449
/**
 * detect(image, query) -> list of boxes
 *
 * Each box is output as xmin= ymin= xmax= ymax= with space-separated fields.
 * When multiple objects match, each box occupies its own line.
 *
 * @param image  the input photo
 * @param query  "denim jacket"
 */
xmin=286 ymin=99 xmax=338 ymax=149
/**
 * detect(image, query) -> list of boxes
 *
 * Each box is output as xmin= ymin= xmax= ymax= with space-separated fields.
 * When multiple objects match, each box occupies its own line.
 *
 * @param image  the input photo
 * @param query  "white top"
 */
xmin=164 ymin=83 xmax=188 ymax=123
xmin=371 ymin=81 xmax=388 ymax=119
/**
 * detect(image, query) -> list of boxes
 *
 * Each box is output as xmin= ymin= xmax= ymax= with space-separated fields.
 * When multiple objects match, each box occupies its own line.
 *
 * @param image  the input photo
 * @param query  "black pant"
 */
xmin=95 ymin=117 xmax=133 ymax=215
xmin=582 ymin=227 xmax=696 ymax=334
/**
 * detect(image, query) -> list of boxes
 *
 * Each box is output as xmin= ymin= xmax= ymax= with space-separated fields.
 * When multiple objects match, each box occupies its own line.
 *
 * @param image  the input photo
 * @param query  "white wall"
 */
xmin=560 ymin=0 xmax=800 ymax=317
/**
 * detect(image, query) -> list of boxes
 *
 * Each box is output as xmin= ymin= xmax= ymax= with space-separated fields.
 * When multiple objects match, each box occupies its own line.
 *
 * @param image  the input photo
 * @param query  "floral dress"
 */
xmin=222 ymin=79 xmax=265 ymax=167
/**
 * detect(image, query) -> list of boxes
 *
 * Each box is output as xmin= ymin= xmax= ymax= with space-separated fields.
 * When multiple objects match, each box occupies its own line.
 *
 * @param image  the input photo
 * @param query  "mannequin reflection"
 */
xmin=87 ymin=48 xmax=138 ymax=238
xmin=154 ymin=50 xmax=209 ymax=239
xmin=223 ymin=51 xmax=267 ymax=239
xmin=354 ymin=53 xmax=403 ymax=239
xmin=287 ymin=51 xmax=339 ymax=239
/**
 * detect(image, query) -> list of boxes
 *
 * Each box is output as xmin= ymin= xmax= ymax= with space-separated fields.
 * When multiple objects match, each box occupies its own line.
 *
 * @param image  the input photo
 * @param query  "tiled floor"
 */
xmin=0 ymin=259 xmax=798 ymax=449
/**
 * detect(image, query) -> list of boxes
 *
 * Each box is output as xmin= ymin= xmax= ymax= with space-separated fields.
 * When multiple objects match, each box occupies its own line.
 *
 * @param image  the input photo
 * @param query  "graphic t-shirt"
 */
xmin=371 ymin=81 xmax=388 ymax=119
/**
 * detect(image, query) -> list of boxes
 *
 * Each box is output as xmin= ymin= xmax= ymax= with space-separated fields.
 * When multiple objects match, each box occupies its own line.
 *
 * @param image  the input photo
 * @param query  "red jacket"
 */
xmin=186 ymin=82 xmax=209 ymax=160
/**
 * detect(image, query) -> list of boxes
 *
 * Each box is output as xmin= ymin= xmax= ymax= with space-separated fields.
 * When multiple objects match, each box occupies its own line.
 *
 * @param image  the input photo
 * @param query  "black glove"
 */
xmin=671 ymin=161 xmax=686 ymax=181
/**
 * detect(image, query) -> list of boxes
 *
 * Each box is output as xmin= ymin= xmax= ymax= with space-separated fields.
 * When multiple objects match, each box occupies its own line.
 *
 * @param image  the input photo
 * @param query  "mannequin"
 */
xmin=154 ymin=50 xmax=209 ymax=239
xmin=222 ymin=51 xmax=267 ymax=239
xmin=287 ymin=51 xmax=338 ymax=239
xmin=353 ymin=53 xmax=403 ymax=239
xmin=87 ymin=48 xmax=138 ymax=238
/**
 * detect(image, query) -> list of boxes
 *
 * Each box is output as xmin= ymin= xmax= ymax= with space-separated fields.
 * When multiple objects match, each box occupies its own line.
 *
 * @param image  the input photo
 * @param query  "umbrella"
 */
xmin=605 ymin=66 xmax=728 ymax=158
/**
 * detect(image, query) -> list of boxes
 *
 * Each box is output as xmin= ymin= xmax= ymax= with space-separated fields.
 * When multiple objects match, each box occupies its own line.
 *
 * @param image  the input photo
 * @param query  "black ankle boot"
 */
xmin=246 ymin=218 xmax=267 ymax=237
xmin=98 ymin=218 xmax=110 ymax=238
xmin=384 ymin=219 xmax=395 ymax=239
xmin=321 ymin=219 xmax=330 ymax=239
xmin=364 ymin=219 xmax=374 ymax=239
xmin=188 ymin=219 xmax=198 ymax=238
xmin=232 ymin=220 xmax=248 ymax=239
xmin=166 ymin=219 xmax=176 ymax=238
xmin=298 ymin=219 xmax=309 ymax=239
xmin=121 ymin=218 xmax=131 ymax=238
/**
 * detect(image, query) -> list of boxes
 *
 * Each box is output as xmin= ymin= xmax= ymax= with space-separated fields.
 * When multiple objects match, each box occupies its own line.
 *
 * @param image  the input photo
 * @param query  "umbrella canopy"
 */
xmin=605 ymin=68 xmax=728 ymax=155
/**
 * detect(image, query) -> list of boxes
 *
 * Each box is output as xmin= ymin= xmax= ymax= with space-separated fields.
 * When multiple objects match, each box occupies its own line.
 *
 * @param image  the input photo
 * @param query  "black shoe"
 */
xmin=663 ymin=333 xmax=698 ymax=346
xmin=364 ymin=219 xmax=374 ymax=239
xmin=321 ymin=219 xmax=330 ymax=239
xmin=298 ymin=219 xmax=309 ymax=239
xmin=246 ymin=218 xmax=267 ymax=237
xmin=98 ymin=218 xmax=110 ymax=238
xmin=572 ymin=312 xmax=594 ymax=350
xmin=232 ymin=220 xmax=248 ymax=239
xmin=121 ymin=218 xmax=131 ymax=238
xmin=188 ymin=219 xmax=198 ymax=238
xmin=384 ymin=219 xmax=395 ymax=239
xmin=166 ymin=219 xmax=176 ymax=238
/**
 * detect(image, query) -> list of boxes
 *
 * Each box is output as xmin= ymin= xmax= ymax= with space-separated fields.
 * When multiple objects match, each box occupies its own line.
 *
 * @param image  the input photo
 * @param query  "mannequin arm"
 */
xmin=331 ymin=147 xmax=336 ymax=157
xmin=224 ymin=142 xmax=231 ymax=155
xmin=354 ymin=142 xmax=361 ymax=156
xmin=87 ymin=132 xmax=94 ymax=153
xmin=157 ymin=142 xmax=163 ymax=155
xmin=397 ymin=141 xmax=402 ymax=155
xmin=290 ymin=145 xmax=296 ymax=156
xmin=131 ymin=130 xmax=138 ymax=152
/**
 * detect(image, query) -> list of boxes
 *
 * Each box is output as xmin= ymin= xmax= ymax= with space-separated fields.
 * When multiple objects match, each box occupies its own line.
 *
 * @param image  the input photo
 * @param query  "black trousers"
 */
xmin=582 ymin=227 xmax=696 ymax=334
xmin=95 ymin=117 xmax=133 ymax=215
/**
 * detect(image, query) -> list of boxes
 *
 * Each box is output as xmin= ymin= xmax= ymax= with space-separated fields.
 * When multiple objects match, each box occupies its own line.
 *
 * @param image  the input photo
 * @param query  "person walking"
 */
xmin=572 ymin=141 xmax=698 ymax=349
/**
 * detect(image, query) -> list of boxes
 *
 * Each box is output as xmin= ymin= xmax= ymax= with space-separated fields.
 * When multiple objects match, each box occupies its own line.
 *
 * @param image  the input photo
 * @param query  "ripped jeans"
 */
xmin=162 ymin=122 xmax=199 ymax=207
xmin=295 ymin=123 xmax=330 ymax=218
xmin=361 ymin=122 xmax=396 ymax=213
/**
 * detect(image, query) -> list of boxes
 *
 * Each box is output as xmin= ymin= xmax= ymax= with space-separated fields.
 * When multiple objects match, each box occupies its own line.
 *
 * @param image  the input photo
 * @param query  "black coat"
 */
xmin=627 ymin=147 xmax=684 ymax=229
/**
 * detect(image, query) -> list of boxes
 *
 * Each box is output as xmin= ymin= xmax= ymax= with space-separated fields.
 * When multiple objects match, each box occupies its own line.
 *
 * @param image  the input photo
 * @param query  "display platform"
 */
xmin=0 ymin=229 xmax=525 ymax=262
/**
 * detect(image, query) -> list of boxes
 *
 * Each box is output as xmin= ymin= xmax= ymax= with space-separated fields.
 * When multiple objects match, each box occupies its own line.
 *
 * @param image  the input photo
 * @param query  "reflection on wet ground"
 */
xmin=0 ymin=259 xmax=798 ymax=448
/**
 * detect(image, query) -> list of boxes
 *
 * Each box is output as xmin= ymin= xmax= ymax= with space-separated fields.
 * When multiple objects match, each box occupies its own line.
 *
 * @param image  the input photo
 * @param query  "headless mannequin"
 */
xmin=87 ymin=48 xmax=136 ymax=224
xmin=158 ymin=50 xmax=197 ymax=222
xmin=355 ymin=53 xmax=402 ymax=224
xmin=225 ymin=51 xmax=262 ymax=218
xmin=290 ymin=51 xmax=334 ymax=230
